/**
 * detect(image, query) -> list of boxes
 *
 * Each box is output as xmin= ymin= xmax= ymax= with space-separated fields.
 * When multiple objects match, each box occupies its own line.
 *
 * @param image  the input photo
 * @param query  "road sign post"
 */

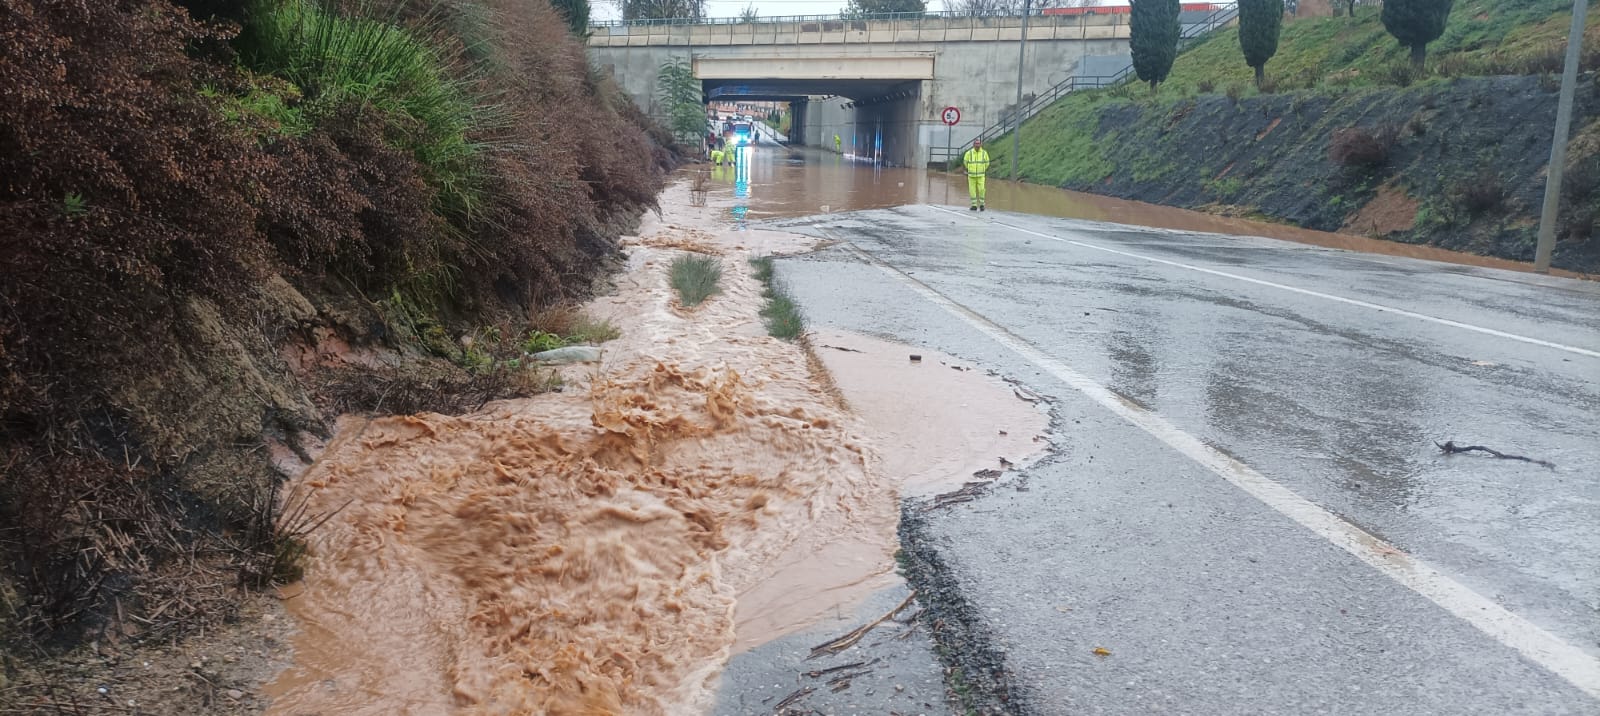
xmin=941 ymin=106 xmax=961 ymax=170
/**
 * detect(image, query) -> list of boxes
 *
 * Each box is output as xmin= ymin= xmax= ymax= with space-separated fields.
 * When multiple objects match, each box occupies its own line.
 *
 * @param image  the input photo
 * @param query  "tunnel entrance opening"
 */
xmin=703 ymin=80 xmax=924 ymax=166
xmin=695 ymin=56 xmax=930 ymax=167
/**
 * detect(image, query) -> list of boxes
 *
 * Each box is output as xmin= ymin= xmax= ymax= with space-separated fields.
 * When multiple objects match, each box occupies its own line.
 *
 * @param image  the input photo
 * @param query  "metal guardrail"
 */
xmin=928 ymin=68 xmax=1134 ymax=167
xmin=592 ymin=9 xmax=1072 ymax=28
xmin=935 ymin=3 xmax=1241 ymax=169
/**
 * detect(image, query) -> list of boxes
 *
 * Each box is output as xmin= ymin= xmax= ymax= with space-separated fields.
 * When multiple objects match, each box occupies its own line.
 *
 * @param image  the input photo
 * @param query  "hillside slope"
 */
xmin=0 ymin=0 xmax=673 ymax=679
xmin=986 ymin=0 xmax=1600 ymax=271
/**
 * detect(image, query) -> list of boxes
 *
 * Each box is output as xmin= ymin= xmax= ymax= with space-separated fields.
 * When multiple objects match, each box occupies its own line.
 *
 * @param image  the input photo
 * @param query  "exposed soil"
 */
xmin=1342 ymin=182 xmax=1424 ymax=237
xmin=0 ymin=593 xmax=294 ymax=715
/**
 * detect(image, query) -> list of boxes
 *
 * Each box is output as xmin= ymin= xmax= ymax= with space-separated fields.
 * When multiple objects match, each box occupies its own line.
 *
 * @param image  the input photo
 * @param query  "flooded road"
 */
xmin=707 ymin=145 xmax=1588 ymax=278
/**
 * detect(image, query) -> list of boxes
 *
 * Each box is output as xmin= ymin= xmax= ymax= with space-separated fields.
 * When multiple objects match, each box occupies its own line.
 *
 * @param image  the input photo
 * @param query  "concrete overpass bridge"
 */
xmin=587 ymin=12 xmax=1141 ymax=167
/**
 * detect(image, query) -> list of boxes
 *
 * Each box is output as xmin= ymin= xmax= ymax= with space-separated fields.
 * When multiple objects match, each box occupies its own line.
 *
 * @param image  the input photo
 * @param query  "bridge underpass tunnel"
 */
xmin=696 ymin=55 xmax=930 ymax=167
xmin=705 ymin=81 xmax=924 ymax=167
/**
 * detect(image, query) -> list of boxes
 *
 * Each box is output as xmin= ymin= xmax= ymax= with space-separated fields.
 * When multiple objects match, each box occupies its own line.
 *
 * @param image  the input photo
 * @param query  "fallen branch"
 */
xmin=808 ymin=591 xmax=916 ymax=659
xmin=803 ymin=660 xmax=870 ymax=678
xmin=818 ymin=344 xmax=864 ymax=353
xmin=1435 ymin=441 xmax=1555 ymax=469
xmin=772 ymin=685 xmax=814 ymax=712
xmin=825 ymin=668 xmax=873 ymax=686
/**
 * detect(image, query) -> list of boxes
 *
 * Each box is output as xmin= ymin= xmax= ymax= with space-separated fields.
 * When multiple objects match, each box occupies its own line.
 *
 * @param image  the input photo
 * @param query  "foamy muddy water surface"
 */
xmin=267 ymin=179 xmax=1046 ymax=715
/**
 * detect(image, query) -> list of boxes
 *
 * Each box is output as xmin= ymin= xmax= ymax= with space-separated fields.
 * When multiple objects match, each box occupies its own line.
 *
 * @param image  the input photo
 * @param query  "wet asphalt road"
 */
xmin=764 ymin=205 xmax=1600 ymax=714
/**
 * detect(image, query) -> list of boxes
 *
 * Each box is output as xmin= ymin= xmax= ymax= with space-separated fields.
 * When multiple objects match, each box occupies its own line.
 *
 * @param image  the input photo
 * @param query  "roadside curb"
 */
xmin=898 ymin=506 xmax=1031 ymax=716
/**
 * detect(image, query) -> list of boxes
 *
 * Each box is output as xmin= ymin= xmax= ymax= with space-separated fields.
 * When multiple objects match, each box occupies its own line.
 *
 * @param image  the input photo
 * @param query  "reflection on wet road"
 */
xmin=738 ymin=145 xmax=1600 ymax=713
xmin=705 ymin=145 xmax=1591 ymax=277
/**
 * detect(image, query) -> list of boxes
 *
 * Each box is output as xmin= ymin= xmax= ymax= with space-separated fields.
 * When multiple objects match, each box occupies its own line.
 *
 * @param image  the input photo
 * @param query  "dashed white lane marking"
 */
xmin=842 ymin=241 xmax=1600 ymax=701
xmin=927 ymin=205 xmax=1600 ymax=360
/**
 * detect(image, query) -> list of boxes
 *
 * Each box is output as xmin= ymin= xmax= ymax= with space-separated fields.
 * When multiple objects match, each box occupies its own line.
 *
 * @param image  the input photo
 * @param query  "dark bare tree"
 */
xmin=955 ymin=0 xmax=1071 ymax=16
xmin=622 ymin=0 xmax=705 ymax=20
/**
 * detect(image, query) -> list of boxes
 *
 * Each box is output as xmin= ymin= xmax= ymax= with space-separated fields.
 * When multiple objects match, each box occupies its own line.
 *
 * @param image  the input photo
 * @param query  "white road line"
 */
xmin=843 ymin=242 xmax=1600 ymax=701
xmin=926 ymin=205 xmax=1600 ymax=359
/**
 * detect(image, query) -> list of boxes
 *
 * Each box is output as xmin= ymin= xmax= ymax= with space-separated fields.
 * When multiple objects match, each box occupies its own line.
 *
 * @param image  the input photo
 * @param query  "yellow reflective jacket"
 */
xmin=963 ymin=147 xmax=991 ymax=177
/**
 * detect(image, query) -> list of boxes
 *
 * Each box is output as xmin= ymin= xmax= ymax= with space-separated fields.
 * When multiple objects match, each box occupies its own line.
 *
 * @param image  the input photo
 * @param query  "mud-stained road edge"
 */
xmin=897 ymin=507 xmax=1030 ymax=716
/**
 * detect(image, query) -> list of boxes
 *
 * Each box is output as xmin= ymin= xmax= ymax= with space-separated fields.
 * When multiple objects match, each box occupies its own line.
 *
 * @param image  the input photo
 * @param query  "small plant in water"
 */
xmin=750 ymin=256 xmax=804 ymax=340
xmin=670 ymin=254 xmax=722 ymax=307
xmin=567 ymin=314 xmax=621 ymax=344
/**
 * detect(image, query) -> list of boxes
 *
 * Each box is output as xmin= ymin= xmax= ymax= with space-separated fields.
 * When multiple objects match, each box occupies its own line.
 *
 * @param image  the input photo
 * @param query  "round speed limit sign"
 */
xmin=941 ymin=106 xmax=961 ymax=126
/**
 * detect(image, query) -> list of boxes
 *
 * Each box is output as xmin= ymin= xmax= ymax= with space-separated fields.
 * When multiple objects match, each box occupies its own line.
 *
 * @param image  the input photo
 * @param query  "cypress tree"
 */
xmin=554 ymin=0 xmax=590 ymax=36
xmin=1238 ymin=0 xmax=1284 ymax=89
xmin=1382 ymin=0 xmax=1454 ymax=70
xmin=1130 ymin=0 xmax=1180 ymax=93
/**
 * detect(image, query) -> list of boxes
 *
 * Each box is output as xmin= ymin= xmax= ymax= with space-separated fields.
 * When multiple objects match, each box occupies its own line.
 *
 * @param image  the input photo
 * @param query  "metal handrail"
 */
xmin=586 ymin=7 xmax=1167 ymax=28
xmin=939 ymin=2 xmax=1240 ymax=167
xmin=594 ymin=10 xmax=981 ymax=28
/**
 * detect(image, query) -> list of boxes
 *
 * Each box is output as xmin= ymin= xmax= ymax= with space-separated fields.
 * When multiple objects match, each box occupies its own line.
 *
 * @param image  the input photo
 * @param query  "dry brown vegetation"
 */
xmin=0 ymin=0 xmax=673 ymax=667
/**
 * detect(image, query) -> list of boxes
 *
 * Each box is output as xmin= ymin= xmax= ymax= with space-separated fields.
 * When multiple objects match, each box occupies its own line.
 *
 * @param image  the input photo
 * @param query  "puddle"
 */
xmin=730 ymin=329 xmax=1050 ymax=653
xmin=807 ymin=329 xmax=1049 ymax=499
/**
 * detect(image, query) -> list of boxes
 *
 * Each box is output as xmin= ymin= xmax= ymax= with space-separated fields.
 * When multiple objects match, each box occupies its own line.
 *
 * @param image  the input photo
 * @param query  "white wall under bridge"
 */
xmin=588 ymin=14 xmax=1133 ymax=167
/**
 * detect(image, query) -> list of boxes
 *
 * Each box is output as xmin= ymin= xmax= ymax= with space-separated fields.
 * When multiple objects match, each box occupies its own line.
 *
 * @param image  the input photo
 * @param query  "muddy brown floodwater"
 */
xmin=265 ymin=177 xmax=1048 ymax=715
xmin=704 ymin=145 xmax=1586 ymax=277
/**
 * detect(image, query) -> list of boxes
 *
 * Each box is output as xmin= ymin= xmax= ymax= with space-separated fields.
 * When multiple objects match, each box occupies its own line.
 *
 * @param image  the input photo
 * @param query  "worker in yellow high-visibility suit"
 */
xmin=962 ymin=139 xmax=991 ymax=211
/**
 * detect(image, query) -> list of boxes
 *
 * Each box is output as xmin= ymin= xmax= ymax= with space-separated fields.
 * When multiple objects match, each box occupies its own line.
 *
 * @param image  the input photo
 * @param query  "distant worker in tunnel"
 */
xmin=962 ymin=139 xmax=991 ymax=211
xmin=834 ymin=133 xmax=842 ymax=153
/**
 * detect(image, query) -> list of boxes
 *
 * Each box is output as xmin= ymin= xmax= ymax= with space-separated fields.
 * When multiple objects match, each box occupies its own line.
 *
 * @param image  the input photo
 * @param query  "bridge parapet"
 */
xmin=586 ymin=13 xmax=1130 ymax=48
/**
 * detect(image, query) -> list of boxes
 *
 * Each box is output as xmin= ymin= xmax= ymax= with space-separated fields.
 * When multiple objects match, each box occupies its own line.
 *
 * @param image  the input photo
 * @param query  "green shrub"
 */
xmin=522 ymin=330 xmax=566 ymax=354
xmin=237 ymin=0 xmax=488 ymax=221
xmin=670 ymin=254 xmax=722 ymax=307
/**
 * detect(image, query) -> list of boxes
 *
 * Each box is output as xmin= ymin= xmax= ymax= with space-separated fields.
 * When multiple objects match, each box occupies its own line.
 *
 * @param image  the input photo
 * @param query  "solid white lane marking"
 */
xmin=927 ymin=205 xmax=1600 ymax=359
xmin=843 ymin=242 xmax=1600 ymax=701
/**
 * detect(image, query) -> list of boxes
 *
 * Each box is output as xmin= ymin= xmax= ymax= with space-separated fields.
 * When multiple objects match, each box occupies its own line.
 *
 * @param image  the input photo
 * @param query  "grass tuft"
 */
xmin=750 ymin=256 xmax=804 ymax=340
xmin=568 ymin=314 xmax=622 ymax=344
xmin=237 ymin=0 xmax=490 ymax=222
xmin=670 ymin=254 xmax=722 ymax=307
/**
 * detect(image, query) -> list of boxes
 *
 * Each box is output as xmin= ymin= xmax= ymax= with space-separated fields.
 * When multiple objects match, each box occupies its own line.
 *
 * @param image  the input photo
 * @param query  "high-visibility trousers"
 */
xmin=967 ymin=174 xmax=986 ymax=207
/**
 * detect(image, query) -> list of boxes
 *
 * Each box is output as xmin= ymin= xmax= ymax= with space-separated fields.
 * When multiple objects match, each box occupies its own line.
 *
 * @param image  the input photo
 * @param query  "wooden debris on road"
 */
xmin=808 ymin=592 xmax=916 ymax=659
xmin=772 ymin=685 xmax=814 ymax=713
xmin=1435 ymin=441 xmax=1555 ymax=469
